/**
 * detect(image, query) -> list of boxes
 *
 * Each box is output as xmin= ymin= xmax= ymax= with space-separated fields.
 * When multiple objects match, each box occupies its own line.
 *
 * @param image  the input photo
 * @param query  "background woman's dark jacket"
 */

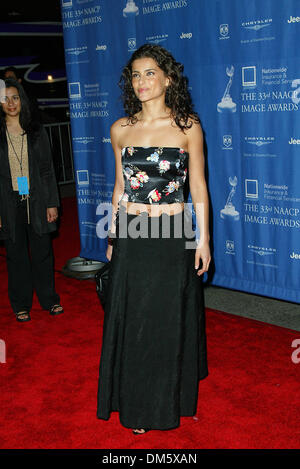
xmin=0 ymin=125 xmax=59 ymax=242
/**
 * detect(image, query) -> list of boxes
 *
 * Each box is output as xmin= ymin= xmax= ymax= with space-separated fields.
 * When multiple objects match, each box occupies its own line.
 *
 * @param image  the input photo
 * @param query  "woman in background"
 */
xmin=0 ymin=78 xmax=63 ymax=322
xmin=97 ymin=44 xmax=210 ymax=434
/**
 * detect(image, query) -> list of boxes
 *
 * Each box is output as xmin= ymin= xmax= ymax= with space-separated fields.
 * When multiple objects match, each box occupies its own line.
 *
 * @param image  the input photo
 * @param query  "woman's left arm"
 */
xmin=38 ymin=127 xmax=60 ymax=220
xmin=187 ymin=121 xmax=211 ymax=276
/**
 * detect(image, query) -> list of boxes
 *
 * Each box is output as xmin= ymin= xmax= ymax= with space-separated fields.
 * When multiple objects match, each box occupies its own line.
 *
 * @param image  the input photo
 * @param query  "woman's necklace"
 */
xmin=6 ymin=128 xmax=24 ymax=175
xmin=6 ymin=126 xmax=30 ymax=213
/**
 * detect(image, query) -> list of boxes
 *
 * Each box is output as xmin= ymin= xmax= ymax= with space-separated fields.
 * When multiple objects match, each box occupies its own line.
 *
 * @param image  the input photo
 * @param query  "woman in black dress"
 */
xmin=97 ymin=44 xmax=210 ymax=434
xmin=0 ymin=78 xmax=63 ymax=322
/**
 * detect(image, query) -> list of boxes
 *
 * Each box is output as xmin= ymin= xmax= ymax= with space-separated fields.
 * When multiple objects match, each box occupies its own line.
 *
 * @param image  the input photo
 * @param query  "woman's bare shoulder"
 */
xmin=185 ymin=117 xmax=202 ymax=136
xmin=175 ymin=114 xmax=202 ymax=132
xmin=110 ymin=117 xmax=130 ymax=145
xmin=110 ymin=116 xmax=130 ymax=132
xmin=110 ymin=117 xmax=132 ymax=151
xmin=184 ymin=118 xmax=204 ymax=153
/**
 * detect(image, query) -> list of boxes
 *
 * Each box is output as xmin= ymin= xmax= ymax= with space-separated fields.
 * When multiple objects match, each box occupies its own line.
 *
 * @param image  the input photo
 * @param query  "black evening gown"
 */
xmin=97 ymin=208 xmax=208 ymax=430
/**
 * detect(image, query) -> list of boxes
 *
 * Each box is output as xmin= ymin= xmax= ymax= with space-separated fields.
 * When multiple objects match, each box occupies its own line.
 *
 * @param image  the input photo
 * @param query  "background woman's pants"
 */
xmin=4 ymin=198 xmax=60 ymax=314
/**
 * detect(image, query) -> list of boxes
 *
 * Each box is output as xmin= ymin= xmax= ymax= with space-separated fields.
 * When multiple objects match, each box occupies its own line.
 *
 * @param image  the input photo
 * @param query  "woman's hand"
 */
xmin=106 ymin=244 xmax=113 ymax=261
xmin=195 ymin=241 xmax=211 ymax=276
xmin=47 ymin=207 xmax=58 ymax=223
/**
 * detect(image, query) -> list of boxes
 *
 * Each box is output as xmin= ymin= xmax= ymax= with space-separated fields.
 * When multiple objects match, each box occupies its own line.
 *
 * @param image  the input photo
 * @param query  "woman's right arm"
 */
xmin=106 ymin=119 xmax=125 ymax=261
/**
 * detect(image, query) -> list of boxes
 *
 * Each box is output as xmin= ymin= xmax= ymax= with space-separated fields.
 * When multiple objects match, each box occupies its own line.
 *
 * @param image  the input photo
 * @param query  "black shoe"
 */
xmin=49 ymin=304 xmax=64 ymax=316
xmin=15 ymin=311 xmax=31 ymax=322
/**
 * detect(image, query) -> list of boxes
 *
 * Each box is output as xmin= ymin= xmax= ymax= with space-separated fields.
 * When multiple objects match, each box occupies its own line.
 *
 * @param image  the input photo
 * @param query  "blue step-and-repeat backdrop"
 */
xmin=61 ymin=0 xmax=300 ymax=303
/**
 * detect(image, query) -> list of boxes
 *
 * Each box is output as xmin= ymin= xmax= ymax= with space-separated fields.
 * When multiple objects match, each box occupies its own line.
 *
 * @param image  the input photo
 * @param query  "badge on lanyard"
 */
xmin=17 ymin=176 xmax=29 ymax=195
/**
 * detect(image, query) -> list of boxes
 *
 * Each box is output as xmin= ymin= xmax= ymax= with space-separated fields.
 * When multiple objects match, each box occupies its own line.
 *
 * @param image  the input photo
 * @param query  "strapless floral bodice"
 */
xmin=121 ymin=146 xmax=189 ymax=204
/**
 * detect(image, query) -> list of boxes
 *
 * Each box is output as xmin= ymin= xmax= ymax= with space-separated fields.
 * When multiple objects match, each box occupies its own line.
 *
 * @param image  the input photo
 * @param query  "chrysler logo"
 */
xmin=220 ymin=24 xmax=229 ymax=36
xmin=128 ymin=38 xmax=136 ymax=50
xmin=223 ymin=135 xmax=232 ymax=147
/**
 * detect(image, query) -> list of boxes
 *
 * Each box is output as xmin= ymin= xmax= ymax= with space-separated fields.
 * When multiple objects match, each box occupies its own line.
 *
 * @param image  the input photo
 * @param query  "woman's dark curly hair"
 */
xmin=0 ymin=78 xmax=39 ymax=134
xmin=119 ymin=44 xmax=200 ymax=132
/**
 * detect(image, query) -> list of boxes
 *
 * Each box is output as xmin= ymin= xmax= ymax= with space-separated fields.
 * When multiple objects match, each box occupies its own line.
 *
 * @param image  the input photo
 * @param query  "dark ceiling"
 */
xmin=1 ymin=0 xmax=62 ymax=22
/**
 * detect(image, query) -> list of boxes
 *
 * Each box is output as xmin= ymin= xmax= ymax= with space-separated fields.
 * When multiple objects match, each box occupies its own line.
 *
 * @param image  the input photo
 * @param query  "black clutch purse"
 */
xmin=95 ymin=262 xmax=110 ymax=309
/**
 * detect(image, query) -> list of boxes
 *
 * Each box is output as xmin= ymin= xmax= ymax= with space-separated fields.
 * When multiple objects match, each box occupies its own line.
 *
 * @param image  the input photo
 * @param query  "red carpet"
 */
xmin=0 ymin=197 xmax=300 ymax=449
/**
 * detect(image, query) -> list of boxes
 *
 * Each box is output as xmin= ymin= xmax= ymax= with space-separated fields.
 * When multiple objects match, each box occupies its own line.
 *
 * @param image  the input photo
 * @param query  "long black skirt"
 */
xmin=97 ymin=208 xmax=208 ymax=430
